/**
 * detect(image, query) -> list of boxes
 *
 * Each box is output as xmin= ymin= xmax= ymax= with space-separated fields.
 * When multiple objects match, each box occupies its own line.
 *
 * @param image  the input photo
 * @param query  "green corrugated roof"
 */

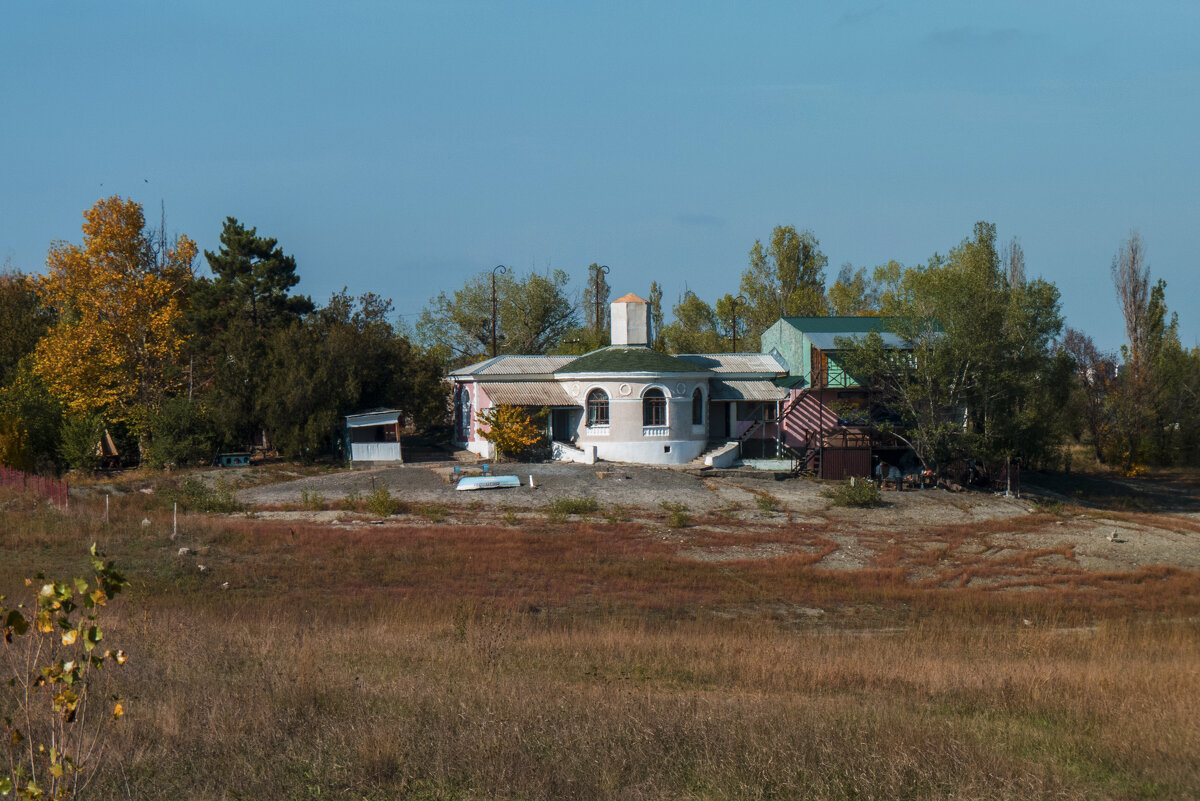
xmin=557 ymin=346 xmax=712 ymax=374
xmin=777 ymin=316 xmax=897 ymax=334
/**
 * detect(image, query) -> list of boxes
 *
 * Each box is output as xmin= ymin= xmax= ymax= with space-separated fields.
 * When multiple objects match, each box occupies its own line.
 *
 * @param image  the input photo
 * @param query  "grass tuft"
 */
xmin=824 ymin=479 xmax=884 ymax=508
xmin=661 ymin=501 xmax=690 ymax=528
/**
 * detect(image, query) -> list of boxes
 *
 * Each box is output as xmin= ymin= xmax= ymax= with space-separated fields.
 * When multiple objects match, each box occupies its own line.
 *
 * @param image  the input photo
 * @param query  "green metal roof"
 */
xmin=777 ymin=316 xmax=897 ymax=334
xmin=557 ymin=346 xmax=712 ymax=374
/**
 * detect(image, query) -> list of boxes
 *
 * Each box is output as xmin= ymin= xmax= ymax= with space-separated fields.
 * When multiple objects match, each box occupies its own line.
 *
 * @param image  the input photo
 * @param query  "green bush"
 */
xmin=365 ymin=485 xmax=399 ymax=517
xmin=164 ymin=477 xmax=241 ymax=513
xmin=144 ymin=397 xmax=215 ymax=469
xmin=59 ymin=413 xmax=105 ymax=473
xmin=605 ymin=504 xmax=630 ymax=524
xmin=823 ymin=479 xmax=884 ymax=508
xmin=755 ymin=493 xmax=780 ymax=512
xmin=547 ymin=497 xmax=598 ymax=520
xmin=300 ymin=489 xmax=326 ymax=511
xmin=421 ymin=504 xmax=448 ymax=523
xmin=338 ymin=489 xmax=362 ymax=511
xmin=661 ymin=501 xmax=690 ymax=528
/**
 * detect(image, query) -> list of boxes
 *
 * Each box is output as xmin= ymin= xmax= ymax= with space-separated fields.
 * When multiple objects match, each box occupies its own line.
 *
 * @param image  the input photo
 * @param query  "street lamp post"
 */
xmin=491 ymin=264 xmax=507 ymax=358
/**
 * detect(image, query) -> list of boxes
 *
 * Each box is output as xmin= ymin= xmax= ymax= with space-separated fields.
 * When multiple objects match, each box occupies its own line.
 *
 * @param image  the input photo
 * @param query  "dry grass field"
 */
xmin=2 ymin=466 xmax=1199 ymax=800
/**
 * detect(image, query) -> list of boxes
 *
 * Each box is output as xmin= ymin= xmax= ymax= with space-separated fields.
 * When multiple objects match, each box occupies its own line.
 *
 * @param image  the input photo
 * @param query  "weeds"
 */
xmin=502 ymin=507 xmax=518 ymax=525
xmin=300 ymin=489 xmax=326 ymax=511
xmin=606 ymin=504 xmax=630 ymax=524
xmin=546 ymin=497 xmax=598 ymax=521
xmin=365 ymin=485 xmax=400 ymax=517
xmin=162 ymin=477 xmax=241 ymax=513
xmin=661 ymin=501 xmax=690 ymax=528
xmin=421 ymin=505 xmax=448 ymax=523
xmin=755 ymin=492 xmax=780 ymax=512
xmin=824 ymin=479 xmax=884 ymax=508
xmin=1031 ymin=498 xmax=1066 ymax=515
xmin=338 ymin=489 xmax=362 ymax=512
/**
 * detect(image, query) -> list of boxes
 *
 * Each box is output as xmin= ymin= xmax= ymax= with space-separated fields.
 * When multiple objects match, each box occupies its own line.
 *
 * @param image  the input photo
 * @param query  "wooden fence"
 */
xmin=0 ymin=465 xmax=69 ymax=506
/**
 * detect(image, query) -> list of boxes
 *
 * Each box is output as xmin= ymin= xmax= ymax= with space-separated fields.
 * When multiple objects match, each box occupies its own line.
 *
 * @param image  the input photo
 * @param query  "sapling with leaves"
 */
xmin=1 ymin=545 xmax=129 ymax=800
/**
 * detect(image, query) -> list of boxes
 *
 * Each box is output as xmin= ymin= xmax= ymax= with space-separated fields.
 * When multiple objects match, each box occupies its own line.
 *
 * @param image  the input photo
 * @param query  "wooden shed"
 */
xmin=344 ymin=409 xmax=405 ymax=463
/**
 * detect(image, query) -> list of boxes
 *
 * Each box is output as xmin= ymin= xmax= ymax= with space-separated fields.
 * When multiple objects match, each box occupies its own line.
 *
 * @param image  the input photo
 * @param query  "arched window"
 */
xmin=692 ymin=388 xmax=704 ymax=425
xmin=586 ymin=388 xmax=609 ymax=426
xmin=643 ymin=388 xmax=666 ymax=427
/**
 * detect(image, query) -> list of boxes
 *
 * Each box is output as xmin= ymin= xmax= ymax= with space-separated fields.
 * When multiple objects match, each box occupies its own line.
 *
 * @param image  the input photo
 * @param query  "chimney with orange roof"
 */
xmin=610 ymin=292 xmax=650 ymax=346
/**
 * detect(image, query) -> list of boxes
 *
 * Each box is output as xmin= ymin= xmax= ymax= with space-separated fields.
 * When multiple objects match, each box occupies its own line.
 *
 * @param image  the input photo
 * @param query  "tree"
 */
xmin=33 ymin=197 xmax=196 ymax=450
xmin=187 ymin=218 xmax=313 ymax=449
xmin=477 ymin=404 xmax=545 ymax=460
xmin=739 ymin=225 xmax=828 ymax=348
xmin=0 ymin=364 xmax=63 ymax=472
xmin=841 ymin=222 xmax=1066 ymax=475
xmin=199 ymin=217 xmax=312 ymax=329
xmin=1102 ymin=234 xmax=1188 ymax=472
xmin=647 ymin=281 xmax=665 ymax=351
xmin=142 ymin=397 xmax=216 ymax=469
xmin=827 ymin=264 xmax=882 ymax=316
xmin=1112 ymin=231 xmax=1150 ymax=380
xmin=660 ymin=291 xmax=722 ymax=354
xmin=0 ymin=270 xmax=53 ymax=387
xmin=417 ymin=269 xmax=577 ymax=364
xmin=1060 ymin=327 xmax=1116 ymax=462
xmin=257 ymin=291 xmax=447 ymax=459
xmin=580 ymin=263 xmax=611 ymax=335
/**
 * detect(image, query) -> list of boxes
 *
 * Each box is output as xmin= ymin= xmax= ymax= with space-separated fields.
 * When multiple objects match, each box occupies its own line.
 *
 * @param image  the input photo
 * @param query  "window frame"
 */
xmin=586 ymin=388 xmax=610 ymax=427
xmin=643 ymin=387 xmax=667 ymax=427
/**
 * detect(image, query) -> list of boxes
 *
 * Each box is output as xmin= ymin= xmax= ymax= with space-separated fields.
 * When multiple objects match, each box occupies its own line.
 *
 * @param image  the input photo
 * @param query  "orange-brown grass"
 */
xmin=3 ymin=490 xmax=1200 ymax=799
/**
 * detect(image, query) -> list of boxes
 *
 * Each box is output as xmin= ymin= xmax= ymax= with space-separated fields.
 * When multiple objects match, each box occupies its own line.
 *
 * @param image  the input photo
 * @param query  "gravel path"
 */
xmin=230 ymin=462 xmax=1200 ymax=574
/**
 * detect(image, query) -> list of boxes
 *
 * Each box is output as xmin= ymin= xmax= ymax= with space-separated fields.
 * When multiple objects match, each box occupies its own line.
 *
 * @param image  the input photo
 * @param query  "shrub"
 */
xmin=755 ymin=492 xmax=780 ymax=512
xmin=422 ymin=504 xmax=448 ymax=523
xmin=823 ymin=479 xmax=884 ymax=508
xmin=338 ymin=489 xmax=363 ymax=512
xmin=477 ymin=405 xmax=546 ymax=460
xmin=606 ymin=504 xmax=630 ymax=524
xmin=59 ymin=413 xmax=105 ymax=473
xmin=144 ymin=397 xmax=215 ymax=469
xmin=366 ymin=485 xmax=399 ymax=517
xmin=300 ymin=489 xmax=326 ymax=511
xmin=661 ymin=501 xmax=690 ymax=528
xmin=0 ymin=545 xmax=130 ymax=799
xmin=547 ymin=497 xmax=598 ymax=520
xmin=164 ymin=477 xmax=241 ymax=513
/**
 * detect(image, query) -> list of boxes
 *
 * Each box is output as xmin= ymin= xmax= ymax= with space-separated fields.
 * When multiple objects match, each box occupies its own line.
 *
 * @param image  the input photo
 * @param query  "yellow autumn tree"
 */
xmin=34 ymin=197 xmax=196 ymax=447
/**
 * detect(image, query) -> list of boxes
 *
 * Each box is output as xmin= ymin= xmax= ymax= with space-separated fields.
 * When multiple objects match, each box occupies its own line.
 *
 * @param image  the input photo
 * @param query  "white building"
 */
xmin=448 ymin=294 xmax=787 ymax=466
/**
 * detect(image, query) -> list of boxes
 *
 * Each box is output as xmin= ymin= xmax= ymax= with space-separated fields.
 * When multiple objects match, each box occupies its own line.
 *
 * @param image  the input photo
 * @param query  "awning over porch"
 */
xmin=709 ymin=380 xmax=788 ymax=402
xmin=479 ymin=381 xmax=575 ymax=407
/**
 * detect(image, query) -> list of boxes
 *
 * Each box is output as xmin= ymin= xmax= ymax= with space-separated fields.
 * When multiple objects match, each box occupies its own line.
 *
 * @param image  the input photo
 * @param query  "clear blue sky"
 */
xmin=3 ymin=1 xmax=1197 ymax=353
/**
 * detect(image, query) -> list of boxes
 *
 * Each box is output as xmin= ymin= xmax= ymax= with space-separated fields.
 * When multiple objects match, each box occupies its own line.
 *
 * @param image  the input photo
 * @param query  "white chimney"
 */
xmin=610 ymin=293 xmax=649 ymax=346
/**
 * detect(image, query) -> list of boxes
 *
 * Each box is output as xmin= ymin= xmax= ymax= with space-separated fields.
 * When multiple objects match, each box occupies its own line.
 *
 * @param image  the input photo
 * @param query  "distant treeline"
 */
xmin=2 ymin=200 xmax=1196 ymax=476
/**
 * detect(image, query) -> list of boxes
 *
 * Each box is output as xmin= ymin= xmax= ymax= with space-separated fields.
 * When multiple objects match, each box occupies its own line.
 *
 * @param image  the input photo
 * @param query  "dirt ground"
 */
xmin=230 ymin=461 xmax=1200 ymax=576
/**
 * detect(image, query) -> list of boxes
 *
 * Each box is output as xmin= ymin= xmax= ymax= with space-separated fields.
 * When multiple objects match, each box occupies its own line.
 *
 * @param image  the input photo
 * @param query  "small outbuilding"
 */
xmin=344 ymin=409 xmax=405 ymax=464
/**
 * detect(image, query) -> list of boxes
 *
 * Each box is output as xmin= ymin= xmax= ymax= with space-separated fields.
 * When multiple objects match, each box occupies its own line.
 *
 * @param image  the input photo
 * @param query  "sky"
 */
xmin=3 ymin=1 xmax=1198 ymax=354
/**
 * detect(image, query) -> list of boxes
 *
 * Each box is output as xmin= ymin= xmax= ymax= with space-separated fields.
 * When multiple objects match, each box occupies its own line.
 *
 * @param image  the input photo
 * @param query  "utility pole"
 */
xmin=730 ymin=294 xmax=747 ymax=352
xmin=593 ymin=264 xmax=609 ymax=332
xmin=491 ymin=264 xmax=507 ymax=358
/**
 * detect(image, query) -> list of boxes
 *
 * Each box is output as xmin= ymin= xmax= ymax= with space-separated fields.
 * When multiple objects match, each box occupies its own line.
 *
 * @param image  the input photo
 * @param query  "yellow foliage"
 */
xmin=477 ymin=404 xmax=545 ymax=459
xmin=33 ymin=197 xmax=196 ymax=432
